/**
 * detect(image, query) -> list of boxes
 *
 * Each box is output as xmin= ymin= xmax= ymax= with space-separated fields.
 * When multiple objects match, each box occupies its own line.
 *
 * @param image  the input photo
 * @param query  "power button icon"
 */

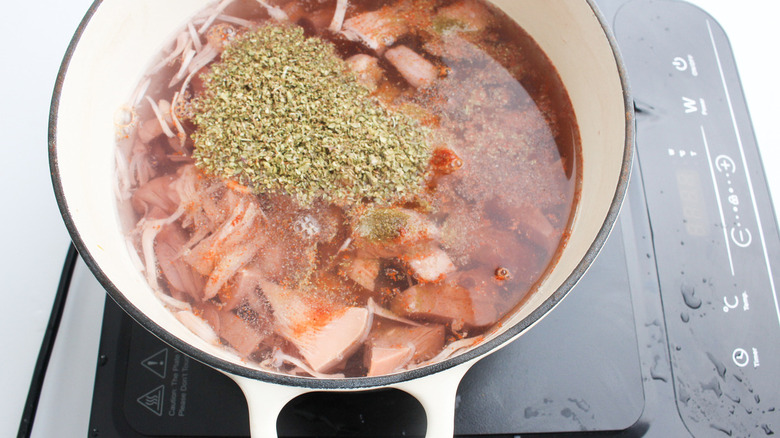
xmin=731 ymin=227 xmax=753 ymax=248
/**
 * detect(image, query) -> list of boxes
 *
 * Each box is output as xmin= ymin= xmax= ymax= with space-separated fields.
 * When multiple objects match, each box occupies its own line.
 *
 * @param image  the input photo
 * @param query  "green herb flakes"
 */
xmin=355 ymin=208 xmax=410 ymax=242
xmin=191 ymin=24 xmax=431 ymax=205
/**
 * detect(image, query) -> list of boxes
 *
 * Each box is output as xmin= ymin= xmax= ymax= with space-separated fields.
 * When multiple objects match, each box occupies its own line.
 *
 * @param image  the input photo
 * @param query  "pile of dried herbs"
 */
xmin=355 ymin=207 xmax=411 ymax=242
xmin=191 ymin=24 xmax=432 ymax=206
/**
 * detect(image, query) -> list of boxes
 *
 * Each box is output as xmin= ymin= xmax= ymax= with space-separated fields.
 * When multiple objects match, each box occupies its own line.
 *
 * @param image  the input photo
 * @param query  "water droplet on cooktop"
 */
xmin=709 ymin=422 xmax=733 ymax=436
xmin=761 ymin=424 xmax=774 ymax=435
xmin=707 ymin=352 xmax=727 ymax=379
xmin=681 ymin=312 xmax=690 ymax=323
xmin=567 ymin=398 xmax=590 ymax=412
xmin=650 ymin=355 xmax=668 ymax=382
xmin=702 ymin=377 xmax=723 ymax=398
xmin=678 ymin=385 xmax=691 ymax=405
xmin=681 ymin=284 xmax=702 ymax=309
xmin=524 ymin=407 xmax=539 ymax=419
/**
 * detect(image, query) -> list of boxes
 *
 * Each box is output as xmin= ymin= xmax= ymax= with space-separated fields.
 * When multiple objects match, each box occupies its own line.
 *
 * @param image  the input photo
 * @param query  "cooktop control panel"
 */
xmin=616 ymin=0 xmax=780 ymax=436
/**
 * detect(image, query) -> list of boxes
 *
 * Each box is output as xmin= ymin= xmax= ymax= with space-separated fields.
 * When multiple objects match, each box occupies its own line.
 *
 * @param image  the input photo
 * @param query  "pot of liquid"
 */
xmin=50 ymin=0 xmax=632 ymax=436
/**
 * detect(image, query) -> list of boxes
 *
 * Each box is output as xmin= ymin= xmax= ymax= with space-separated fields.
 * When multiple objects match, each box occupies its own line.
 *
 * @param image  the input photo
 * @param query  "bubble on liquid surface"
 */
xmin=294 ymin=215 xmax=321 ymax=239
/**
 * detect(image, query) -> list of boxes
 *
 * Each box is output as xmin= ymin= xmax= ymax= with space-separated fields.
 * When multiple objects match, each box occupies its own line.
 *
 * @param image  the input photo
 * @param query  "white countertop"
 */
xmin=1 ymin=1 xmax=778 ymax=437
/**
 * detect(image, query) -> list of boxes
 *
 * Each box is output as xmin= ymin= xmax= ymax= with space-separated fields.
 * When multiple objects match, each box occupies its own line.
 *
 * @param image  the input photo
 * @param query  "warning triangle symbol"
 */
xmin=141 ymin=349 xmax=168 ymax=379
xmin=137 ymin=385 xmax=165 ymax=417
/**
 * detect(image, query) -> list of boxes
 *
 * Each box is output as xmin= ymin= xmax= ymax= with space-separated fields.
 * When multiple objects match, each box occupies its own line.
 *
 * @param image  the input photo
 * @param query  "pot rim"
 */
xmin=49 ymin=0 xmax=634 ymax=390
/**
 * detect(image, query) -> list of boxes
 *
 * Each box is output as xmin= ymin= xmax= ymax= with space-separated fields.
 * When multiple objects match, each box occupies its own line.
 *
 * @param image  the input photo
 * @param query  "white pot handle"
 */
xmin=392 ymin=362 xmax=474 ymax=438
xmin=229 ymin=360 xmax=474 ymax=437
xmin=230 ymin=374 xmax=309 ymax=437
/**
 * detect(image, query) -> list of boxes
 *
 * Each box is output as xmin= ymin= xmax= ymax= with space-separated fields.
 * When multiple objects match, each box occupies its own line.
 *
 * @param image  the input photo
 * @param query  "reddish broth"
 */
xmin=116 ymin=0 xmax=581 ymax=378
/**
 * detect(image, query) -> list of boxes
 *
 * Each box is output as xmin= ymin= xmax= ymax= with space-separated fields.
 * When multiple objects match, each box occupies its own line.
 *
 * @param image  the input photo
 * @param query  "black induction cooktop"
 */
xmin=86 ymin=1 xmax=780 ymax=436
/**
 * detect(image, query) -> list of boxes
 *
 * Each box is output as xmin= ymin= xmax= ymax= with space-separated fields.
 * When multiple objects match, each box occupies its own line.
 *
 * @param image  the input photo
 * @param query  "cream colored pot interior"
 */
xmin=54 ymin=0 xmax=627 ymax=375
xmin=489 ymin=0 xmax=627 ymax=337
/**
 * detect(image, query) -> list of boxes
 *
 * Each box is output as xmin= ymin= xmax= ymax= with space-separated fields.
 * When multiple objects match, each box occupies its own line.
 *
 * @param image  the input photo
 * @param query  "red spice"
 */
xmin=231 ymin=210 xmax=246 ymax=227
xmin=225 ymin=179 xmax=252 ymax=194
xmin=386 ymin=268 xmax=400 ymax=282
xmin=289 ymin=300 xmax=344 ymax=338
xmin=429 ymin=147 xmax=463 ymax=175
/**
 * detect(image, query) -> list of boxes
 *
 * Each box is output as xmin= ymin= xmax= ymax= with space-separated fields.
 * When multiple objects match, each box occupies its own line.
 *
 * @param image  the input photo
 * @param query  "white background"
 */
xmin=0 ymin=1 xmax=777 ymax=437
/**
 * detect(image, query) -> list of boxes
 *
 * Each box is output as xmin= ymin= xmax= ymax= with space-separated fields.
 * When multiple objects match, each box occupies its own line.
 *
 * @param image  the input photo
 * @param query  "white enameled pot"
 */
xmin=50 ymin=0 xmax=633 ymax=436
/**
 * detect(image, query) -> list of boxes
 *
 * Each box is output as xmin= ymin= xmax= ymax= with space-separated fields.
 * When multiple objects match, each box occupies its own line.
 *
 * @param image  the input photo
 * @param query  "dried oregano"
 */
xmin=191 ymin=24 xmax=431 ymax=206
